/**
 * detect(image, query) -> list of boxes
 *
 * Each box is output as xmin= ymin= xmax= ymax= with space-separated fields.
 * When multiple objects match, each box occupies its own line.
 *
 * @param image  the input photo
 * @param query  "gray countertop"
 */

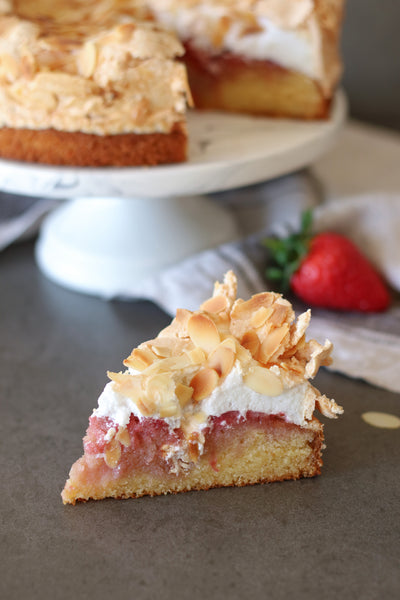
xmin=1 ymin=241 xmax=399 ymax=600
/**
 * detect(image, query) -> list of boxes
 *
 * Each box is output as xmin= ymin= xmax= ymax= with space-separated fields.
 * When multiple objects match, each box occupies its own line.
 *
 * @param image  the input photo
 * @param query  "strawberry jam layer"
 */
xmin=183 ymin=41 xmax=286 ymax=79
xmin=84 ymin=411 xmax=297 ymax=479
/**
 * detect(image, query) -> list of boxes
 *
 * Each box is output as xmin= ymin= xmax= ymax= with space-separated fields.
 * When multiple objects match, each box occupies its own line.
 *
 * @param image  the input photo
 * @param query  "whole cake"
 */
xmin=0 ymin=0 xmax=345 ymax=166
xmin=62 ymin=271 xmax=343 ymax=504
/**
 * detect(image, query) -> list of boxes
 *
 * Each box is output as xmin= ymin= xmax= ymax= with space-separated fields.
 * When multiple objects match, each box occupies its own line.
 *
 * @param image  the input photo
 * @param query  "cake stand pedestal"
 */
xmin=0 ymin=91 xmax=346 ymax=298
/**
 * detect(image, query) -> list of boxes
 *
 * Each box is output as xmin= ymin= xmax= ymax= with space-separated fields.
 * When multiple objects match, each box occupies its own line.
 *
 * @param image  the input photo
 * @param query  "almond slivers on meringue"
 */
xmin=96 ymin=271 xmax=342 ymax=445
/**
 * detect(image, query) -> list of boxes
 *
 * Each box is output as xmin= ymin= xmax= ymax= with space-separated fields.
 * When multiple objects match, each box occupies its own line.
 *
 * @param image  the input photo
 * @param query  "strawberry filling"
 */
xmin=83 ymin=411 xmax=292 ymax=479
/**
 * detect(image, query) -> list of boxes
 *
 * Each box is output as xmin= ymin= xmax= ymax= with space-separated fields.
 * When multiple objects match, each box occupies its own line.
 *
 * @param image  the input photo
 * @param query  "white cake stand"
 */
xmin=0 ymin=90 xmax=346 ymax=298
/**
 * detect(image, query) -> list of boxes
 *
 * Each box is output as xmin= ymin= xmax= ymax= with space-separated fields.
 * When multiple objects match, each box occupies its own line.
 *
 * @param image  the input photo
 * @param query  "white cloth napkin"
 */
xmin=1 ymin=121 xmax=400 ymax=393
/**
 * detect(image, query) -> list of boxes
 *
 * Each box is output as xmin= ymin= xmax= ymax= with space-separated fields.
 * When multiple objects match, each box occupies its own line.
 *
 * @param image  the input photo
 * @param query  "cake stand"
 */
xmin=0 ymin=90 xmax=346 ymax=298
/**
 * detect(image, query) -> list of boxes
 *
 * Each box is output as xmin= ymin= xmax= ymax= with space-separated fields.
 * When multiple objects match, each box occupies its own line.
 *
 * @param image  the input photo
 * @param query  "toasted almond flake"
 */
xmin=27 ymin=89 xmax=57 ymax=112
xmin=116 ymin=427 xmax=131 ymax=447
xmin=315 ymin=392 xmax=343 ymax=419
xmin=251 ymin=306 xmax=274 ymax=329
xmin=219 ymin=337 xmax=237 ymax=352
xmin=303 ymin=339 xmax=333 ymax=379
xmin=136 ymin=398 xmax=155 ymax=416
xmin=190 ymin=367 xmax=219 ymax=402
xmin=175 ymin=308 xmax=192 ymax=332
xmin=269 ymin=301 xmax=292 ymax=326
xmin=187 ymin=347 xmax=206 ymax=365
xmin=208 ymin=345 xmax=235 ymax=378
xmin=200 ymin=294 xmax=228 ymax=314
xmin=150 ymin=341 xmax=173 ymax=358
xmin=175 ymin=383 xmax=193 ymax=408
xmin=0 ymin=53 xmax=20 ymax=80
xmin=108 ymin=371 xmax=143 ymax=398
xmin=158 ymin=402 xmax=180 ymax=418
xmin=152 ymin=354 xmax=192 ymax=373
xmin=233 ymin=293 xmax=275 ymax=318
xmin=290 ymin=310 xmax=311 ymax=346
xmin=212 ymin=271 xmax=237 ymax=309
xmin=187 ymin=313 xmax=221 ymax=354
xmin=78 ymin=41 xmax=97 ymax=78
xmin=258 ymin=324 xmax=290 ymax=363
xmin=116 ymin=22 xmax=136 ymax=41
xmin=188 ymin=431 xmax=206 ymax=462
xmin=104 ymin=439 xmax=121 ymax=468
xmin=243 ymin=366 xmax=283 ymax=397
xmin=241 ymin=330 xmax=260 ymax=357
xmin=361 ymin=411 xmax=400 ymax=429
xmin=147 ymin=373 xmax=174 ymax=402
xmin=124 ymin=347 xmax=156 ymax=371
xmin=160 ymin=309 xmax=192 ymax=338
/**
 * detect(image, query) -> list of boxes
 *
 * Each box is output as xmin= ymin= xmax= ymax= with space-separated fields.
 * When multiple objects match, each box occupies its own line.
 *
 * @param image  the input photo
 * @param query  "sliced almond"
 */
xmin=212 ymin=271 xmax=237 ymax=308
xmin=0 ymin=53 xmax=20 ymax=81
xmin=147 ymin=373 xmax=174 ymax=401
xmin=108 ymin=371 xmax=143 ymax=399
xmin=240 ymin=330 xmax=260 ymax=358
xmin=269 ymin=301 xmax=292 ymax=326
xmin=219 ymin=337 xmax=237 ymax=353
xmin=243 ymin=365 xmax=283 ymax=397
xmin=116 ymin=427 xmax=130 ymax=448
xmin=116 ymin=22 xmax=136 ymax=41
xmin=136 ymin=397 xmax=155 ymax=417
xmin=27 ymin=90 xmax=57 ymax=112
xmin=172 ymin=308 xmax=192 ymax=337
xmin=232 ymin=293 xmax=275 ymax=319
xmin=250 ymin=306 xmax=274 ymax=329
xmin=187 ymin=313 xmax=220 ymax=354
xmin=200 ymin=294 xmax=228 ymax=314
xmin=175 ymin=383 xmax=193 ymax=408
xmin=187 ymin=347 xmax=207 ymax=365
xmin=188 ymin=431 xmax=206 ymax=462
xmin=258 ymin=324 xmax=290 ymax=364
xmin=158 ymin=401 xmax=180 ymax=419
xmin=152 ymin=354 xmax=192 ymax=373
xmin=78 ymin=42 xmax=97 ymax=78
xmin=124 ymin=347 xmax=156 ymax=371
xmin=104 ymin=439 xmax=121 ymax=468
xmin=190 ymin=367 xmax=219 ymax=402
xmin=150 ymin=343 xmax=172 ymax=358
xmin=208 ymin=345 xmax=235 ymax=378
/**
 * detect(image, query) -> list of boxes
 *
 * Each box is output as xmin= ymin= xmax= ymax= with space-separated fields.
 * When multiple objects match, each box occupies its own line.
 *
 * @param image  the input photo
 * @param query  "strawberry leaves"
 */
xmin=263 ymin=209 xmax=313 ymax=292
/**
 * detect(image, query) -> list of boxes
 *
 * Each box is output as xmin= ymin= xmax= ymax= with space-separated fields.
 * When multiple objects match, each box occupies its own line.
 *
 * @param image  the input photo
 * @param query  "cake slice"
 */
xmin=62 ymin=272 xmax=342 ymax=504
xmin=149 ymin=0 xmax=345 ymax=118
xmin=0 ymin=0 xmax=192 ymax=166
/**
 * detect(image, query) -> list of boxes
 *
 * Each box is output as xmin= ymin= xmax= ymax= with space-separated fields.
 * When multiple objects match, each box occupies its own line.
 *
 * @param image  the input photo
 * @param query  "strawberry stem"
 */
xmin=262 ymin=209 xmax=313 ymax=291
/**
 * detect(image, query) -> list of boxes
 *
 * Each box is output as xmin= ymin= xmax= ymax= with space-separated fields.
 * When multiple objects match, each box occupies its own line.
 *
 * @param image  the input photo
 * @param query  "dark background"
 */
xmin=342 ymin=0 xmax=400 ymax=130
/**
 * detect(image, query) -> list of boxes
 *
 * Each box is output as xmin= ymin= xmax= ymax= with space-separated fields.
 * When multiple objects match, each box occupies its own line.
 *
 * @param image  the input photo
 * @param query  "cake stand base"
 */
xmin=35 ymin=195 xmax=238 ymax=298
xmin=2 ymin=92 xmax=346 ymax=298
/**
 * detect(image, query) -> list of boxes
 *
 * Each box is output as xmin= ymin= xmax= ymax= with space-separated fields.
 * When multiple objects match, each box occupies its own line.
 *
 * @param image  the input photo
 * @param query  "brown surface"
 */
xmin=184 ymin=43 xmax=330 ymax=119
xmin=1 ymin=241 xmax=400 ymax=599
xmin=0 ymin=122 xmax=187 ymax=166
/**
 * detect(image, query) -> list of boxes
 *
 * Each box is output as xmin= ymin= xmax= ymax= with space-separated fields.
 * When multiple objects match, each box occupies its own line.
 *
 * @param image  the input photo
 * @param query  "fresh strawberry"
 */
xmin=263 ymin=211 xmax=390 ymax=312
